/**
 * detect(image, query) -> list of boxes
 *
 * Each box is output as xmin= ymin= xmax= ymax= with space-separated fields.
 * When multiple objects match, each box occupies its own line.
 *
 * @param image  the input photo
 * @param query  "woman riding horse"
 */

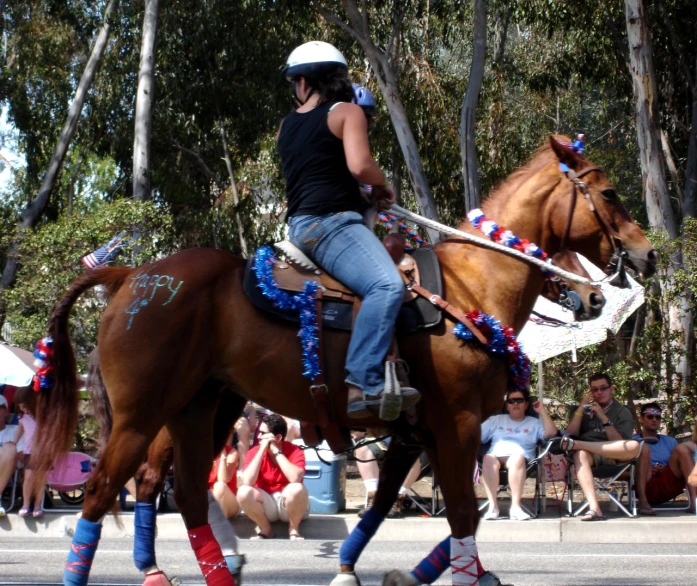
xmin=31 ymin=133 xmax=656 ymax=586
xmin=280 ymin=40 xmax=419 ymax=421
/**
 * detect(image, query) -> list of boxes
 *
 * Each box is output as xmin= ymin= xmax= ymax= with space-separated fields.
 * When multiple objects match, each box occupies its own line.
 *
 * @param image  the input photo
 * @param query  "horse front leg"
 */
xmin=435 ymin=416 xmax=505 ymax=586
xmin=330 ymin=436 xmax=420 ymax=586
xmin=133 ymin=428 xmax=176 ymax=586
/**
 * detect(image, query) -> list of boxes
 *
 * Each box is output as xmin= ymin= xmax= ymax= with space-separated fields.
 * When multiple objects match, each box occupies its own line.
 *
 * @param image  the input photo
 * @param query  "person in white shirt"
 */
xmin=479 ymin=388 xmax=557 ymax=521
xmin=0 ymin=394 xmax=25 ymax=516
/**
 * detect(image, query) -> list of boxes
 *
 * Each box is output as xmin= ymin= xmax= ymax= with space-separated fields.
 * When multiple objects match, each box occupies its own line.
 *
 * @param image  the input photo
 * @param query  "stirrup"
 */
xmin=379 ymin=360 xmax=403 ymax=421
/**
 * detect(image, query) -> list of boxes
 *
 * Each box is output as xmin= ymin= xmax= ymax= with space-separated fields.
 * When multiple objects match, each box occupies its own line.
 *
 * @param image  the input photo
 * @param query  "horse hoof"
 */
xmin=142 ymin=570 xmax=178 ymax=586
xmin=382 ymin=569 xmax=418 ymax=586
xmin=329 ymin=571 xmax=362 ymax=586
xmin=479 ymin=570 xmax=510 ymax=586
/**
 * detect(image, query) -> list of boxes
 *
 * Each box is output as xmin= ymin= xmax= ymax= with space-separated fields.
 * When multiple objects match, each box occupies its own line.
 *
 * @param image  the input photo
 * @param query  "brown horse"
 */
xmin=33 ymin=137 xmax=655 ymax=586
xmin=81 ymin=247 xmax=602 ymax=585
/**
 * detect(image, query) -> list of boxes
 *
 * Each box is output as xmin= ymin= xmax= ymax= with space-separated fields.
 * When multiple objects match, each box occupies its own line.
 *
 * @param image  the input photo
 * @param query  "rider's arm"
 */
xmin=329 ymin=103 xmax=386 ymax=186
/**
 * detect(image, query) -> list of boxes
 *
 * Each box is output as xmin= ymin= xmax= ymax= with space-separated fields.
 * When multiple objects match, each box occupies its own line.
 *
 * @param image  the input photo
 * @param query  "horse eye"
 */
xmin=602 ymin=188 xmax=617 ymax=200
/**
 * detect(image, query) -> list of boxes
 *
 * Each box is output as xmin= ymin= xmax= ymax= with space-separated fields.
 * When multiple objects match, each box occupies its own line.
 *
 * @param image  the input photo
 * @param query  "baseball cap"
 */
xmin=0 ymin=395 xmax=7 ymax=408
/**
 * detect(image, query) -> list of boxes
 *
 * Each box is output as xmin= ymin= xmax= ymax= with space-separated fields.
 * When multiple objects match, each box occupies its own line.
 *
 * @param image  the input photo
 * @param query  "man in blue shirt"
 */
xmin=634 ymin=402 xmax=696 ymax=515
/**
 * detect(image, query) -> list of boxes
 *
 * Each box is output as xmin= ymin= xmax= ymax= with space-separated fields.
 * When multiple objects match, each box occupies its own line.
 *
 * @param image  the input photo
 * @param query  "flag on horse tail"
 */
xmin=81 ymin=232 xmax=129 ymax=269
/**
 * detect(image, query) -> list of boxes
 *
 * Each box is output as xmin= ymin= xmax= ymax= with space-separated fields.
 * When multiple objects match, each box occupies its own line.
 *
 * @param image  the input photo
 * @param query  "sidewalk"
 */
xmin=1 ymin=507 xmax=695 ymax=544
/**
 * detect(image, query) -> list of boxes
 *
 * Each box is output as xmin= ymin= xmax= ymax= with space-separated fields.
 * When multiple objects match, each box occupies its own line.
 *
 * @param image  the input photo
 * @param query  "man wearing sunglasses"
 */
xmin=634 ymin=402 xmax=697 ymax=515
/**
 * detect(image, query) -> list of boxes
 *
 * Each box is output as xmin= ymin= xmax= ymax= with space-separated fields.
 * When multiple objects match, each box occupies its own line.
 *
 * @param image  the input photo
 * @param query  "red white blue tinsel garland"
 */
xmin=467 ymin=209 xmax=554 ymax=278
xmin=377 ymin=213 xmax=428 ymax=248
xmin=453 ymin=311 xmax=531 ymax=392
xmin=32 ymin=336 xmax=54 ymax=392
xmin=252 ymin=246 xmax=321 ymax=381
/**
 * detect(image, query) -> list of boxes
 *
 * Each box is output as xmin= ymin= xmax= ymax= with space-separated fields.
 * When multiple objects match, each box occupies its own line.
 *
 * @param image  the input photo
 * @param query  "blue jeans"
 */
xmin=288 ymin=211 xmax=404 ymax=396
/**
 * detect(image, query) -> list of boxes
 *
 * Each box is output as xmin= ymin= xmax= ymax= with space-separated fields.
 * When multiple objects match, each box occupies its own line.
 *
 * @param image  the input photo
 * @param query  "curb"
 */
xmin=1 ymin=512 xmax=696 ymax=543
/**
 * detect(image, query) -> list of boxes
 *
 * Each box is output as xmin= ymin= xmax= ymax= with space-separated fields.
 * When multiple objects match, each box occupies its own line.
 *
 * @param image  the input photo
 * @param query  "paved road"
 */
xmin=0 ymin=539 xmax=695 ymax=585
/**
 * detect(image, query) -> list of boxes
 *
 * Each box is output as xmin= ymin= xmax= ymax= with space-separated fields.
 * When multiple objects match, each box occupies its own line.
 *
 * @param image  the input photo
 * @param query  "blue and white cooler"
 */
xmin=296 ymin=440 xmax=346 ymax=514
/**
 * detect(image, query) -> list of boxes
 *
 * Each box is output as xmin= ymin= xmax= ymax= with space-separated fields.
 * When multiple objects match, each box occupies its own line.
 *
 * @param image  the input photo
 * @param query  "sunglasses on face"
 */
xmin=507 ymin=398 xmax=526 ymax=405
xmin=643 ymin=414 xmax=662 ymax=421
xmin=590 ymin=385 xmax=611 ymax=392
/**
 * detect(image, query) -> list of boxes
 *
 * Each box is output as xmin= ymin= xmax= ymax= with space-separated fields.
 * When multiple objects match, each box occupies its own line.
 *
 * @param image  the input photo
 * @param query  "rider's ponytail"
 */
xmin=309 ymin=68 xmax=355 ymax=105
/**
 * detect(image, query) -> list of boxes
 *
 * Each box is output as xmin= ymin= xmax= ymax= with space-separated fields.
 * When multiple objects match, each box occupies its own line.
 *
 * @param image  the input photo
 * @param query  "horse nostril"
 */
xmin=648 ymin=249 xmax=659 ymax=265
xmin=590 ymin=293 xmax=605 ymax=310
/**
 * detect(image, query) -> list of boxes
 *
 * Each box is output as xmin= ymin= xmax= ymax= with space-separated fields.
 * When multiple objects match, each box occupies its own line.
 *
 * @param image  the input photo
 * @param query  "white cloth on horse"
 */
xmin=451 ymin=536 xmax=482 ymax=586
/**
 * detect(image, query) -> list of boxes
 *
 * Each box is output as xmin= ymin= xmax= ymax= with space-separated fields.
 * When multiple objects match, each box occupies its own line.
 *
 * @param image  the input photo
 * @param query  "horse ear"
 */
xmin=549 ymin=136 xmax=582 ymax=171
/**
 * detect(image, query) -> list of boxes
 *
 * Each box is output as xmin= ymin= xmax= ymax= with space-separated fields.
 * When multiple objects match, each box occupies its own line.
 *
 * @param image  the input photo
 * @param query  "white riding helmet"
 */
xmin=283 ymin=41 xmax=348 ymax=82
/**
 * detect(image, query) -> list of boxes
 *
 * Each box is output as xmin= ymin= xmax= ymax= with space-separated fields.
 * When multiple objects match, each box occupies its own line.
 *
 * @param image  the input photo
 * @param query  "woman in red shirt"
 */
xmin=208 ymin=431 xmax=239 ymax=519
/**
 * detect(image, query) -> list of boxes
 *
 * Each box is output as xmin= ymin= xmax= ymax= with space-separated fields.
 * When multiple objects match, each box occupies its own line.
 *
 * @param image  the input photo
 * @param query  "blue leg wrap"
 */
xmin=339 ymin=508 xmax=385 ymax=566
xmin=133 ymin=502 xmax=158 ymax=572
xmin=412 ymin=535 xmax=451 ymax=584
xmin=63 ymin=517 xmax=102 ymax=586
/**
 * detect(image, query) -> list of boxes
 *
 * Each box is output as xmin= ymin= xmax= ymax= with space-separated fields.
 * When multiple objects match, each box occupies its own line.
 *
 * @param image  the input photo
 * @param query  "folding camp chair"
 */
xmin=404 ymin=454 xmax=446 ymax=517
xmin=566 ymin=437 xmax=657 ymax=518
xmin=1 ymin=466 xmax=21 ymax=513
xmin=41 ymin=451 xmax=93 ymax=512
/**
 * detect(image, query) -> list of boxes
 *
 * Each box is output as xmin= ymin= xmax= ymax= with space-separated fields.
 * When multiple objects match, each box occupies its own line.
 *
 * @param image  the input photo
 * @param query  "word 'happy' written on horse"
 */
xmin=125 ymin=270 xmax=184 ymax=329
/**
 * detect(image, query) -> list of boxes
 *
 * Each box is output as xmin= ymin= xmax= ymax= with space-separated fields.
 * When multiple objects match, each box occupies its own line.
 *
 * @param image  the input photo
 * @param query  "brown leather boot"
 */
xmin=357 ymin=491 xmax=376 ymax=518
xmin=387 ymin=494 xmax=406 ymax=518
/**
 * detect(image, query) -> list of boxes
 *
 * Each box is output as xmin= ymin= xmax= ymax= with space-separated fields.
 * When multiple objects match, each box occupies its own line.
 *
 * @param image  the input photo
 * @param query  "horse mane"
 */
xmin=453 ymin=135 xmax=571 ymax=233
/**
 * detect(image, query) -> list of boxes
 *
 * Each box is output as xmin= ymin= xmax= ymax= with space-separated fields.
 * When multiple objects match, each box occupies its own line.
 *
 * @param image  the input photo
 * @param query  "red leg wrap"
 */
xmin=188 ymin=524 xmax=235 ymax=586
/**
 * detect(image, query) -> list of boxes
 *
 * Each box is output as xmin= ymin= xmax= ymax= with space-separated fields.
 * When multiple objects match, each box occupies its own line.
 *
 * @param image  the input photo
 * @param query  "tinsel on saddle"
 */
xmin=453 ymin=311 xmax=531 ymax=392
xmin=32 ymin=336 xmax=54 ymax=392
xmin=252 ymin=246 xmax=321 ymax=380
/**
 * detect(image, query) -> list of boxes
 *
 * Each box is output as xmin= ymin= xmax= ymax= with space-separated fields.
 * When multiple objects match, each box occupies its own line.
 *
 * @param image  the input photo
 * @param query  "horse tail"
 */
xmin=33 ymin=267 xmax=132 ymax=472
xmin=87 ymin=347 xmax=113 ymax=459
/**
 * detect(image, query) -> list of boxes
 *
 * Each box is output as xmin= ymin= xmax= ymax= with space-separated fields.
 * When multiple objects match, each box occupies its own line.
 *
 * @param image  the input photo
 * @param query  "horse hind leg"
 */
xmin=65 ymin=419 xmax=164 ymax=586
xmin=132 ymin=428 xmax=178 ymax=585
xmin=167 ymin=381 xmax=235 ymax=586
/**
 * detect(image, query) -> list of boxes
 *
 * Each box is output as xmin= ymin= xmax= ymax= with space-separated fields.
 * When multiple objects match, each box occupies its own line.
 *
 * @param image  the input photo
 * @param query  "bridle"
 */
xmin=558 ymin=165 xmax=629 ymax=288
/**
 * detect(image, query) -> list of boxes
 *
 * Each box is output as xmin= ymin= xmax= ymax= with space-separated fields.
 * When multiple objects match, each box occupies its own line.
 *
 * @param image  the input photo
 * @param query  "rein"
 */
xmin=388 ymin=204 xmax=595 ymax=285
xmin=558 ymin=165 xmax=628 ymax=286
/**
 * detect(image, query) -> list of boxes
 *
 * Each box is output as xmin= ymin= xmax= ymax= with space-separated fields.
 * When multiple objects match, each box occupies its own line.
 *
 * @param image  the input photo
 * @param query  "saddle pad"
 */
xmin=242 ymin=246 xmax=442 ymax=332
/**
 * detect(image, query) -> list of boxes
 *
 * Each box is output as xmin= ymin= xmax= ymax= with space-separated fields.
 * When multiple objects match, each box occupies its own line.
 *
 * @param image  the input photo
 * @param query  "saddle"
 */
xmin=243 ymin=237 xmax=484 ymax=453
xmin=243 ymin=240 xmax=443 ymax=333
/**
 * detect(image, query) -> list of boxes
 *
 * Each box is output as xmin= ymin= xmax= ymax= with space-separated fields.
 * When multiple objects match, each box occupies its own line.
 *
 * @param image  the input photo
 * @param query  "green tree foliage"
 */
xmin=0 ymin=0 xmax=695 ymax=431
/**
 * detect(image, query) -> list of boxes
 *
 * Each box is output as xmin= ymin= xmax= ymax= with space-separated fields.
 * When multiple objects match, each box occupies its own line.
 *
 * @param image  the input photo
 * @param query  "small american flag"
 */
xmin=81 ymin=232 xmax=128 ymax=269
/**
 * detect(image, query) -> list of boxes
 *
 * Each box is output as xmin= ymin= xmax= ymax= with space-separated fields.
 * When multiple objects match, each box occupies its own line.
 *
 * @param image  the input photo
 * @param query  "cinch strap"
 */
xmin=339 ymin=507 xmax=386 ymax=566
xmin=188 ymin=523 xmax=235 ymax=586
xmin=451 ymin=536 xmax=484 ymax=586
xmin=412 ymin=535 xmax=451 ymax=584
xmin=63 ymin=518 xmax=102 ymax=586
xmin=134 ymin=502 xmax=158 ymax=572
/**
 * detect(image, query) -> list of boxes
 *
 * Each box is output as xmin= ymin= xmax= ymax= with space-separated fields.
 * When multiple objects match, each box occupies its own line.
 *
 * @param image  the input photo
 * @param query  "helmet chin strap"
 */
xmin=293 ymin=79 xmax=316 ymax=105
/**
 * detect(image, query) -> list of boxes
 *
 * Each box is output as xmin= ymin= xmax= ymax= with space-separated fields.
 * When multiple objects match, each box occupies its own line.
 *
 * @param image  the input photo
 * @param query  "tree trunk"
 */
xmin=133 ymin=0 xmax=160 ymax=201
xmin=625 ymin=0 xmax=692 ymax=401
xmin=325 ymin=0 xmax=441 ymax=244
xmin=0 ymin=0 xmax=118 ymax=305
xmin=219 ymin=127 xmax=249 ymax=258
xmin=461 ymin=0 xmax=487 ymax=213
xmin=683 ymin=55 xmax=697 ymax=219
xmin=624 ymin=0 xmax=677 ymax=238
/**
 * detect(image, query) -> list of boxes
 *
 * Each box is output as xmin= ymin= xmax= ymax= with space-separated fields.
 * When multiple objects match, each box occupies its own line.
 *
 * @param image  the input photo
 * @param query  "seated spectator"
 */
xmin=690 ymin=424 xmax=697 ymax=489
xmin=352 ymin=430 xmax=422 ymax=518
xmin=0 ymin=395 xmax=25 ymax=516
xmin=237 ymin=413 xmax=309 ymax=540
xmin=634 ymin=403 xmax=697 ymax=514
xmin=13 ymin=386 xmax=46 ymax=518
xmin=209 ymin=430 xmax=240 ymax=519
xmin=284 ymin=417 xmax=302 ymax=443
xmin=235 ymin=404 xmax=262 ymax=466
xmin=563 ymin=372 xmax=639 ymax=521
xmin=480 ymin=388 xmax=558 ymax=521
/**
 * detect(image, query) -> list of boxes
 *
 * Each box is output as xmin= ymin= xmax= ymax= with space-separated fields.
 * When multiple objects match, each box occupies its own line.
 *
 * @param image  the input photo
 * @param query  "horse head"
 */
xmin=542 ymin=250 xmax=605 ymax=321
xmin=547 ymin=136 xmax=658 ymax=283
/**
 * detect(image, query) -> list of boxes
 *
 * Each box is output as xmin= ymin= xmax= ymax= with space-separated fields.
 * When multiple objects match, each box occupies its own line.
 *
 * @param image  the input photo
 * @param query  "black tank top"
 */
xmin=278 ymin=102 xmax=362 ymax=218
